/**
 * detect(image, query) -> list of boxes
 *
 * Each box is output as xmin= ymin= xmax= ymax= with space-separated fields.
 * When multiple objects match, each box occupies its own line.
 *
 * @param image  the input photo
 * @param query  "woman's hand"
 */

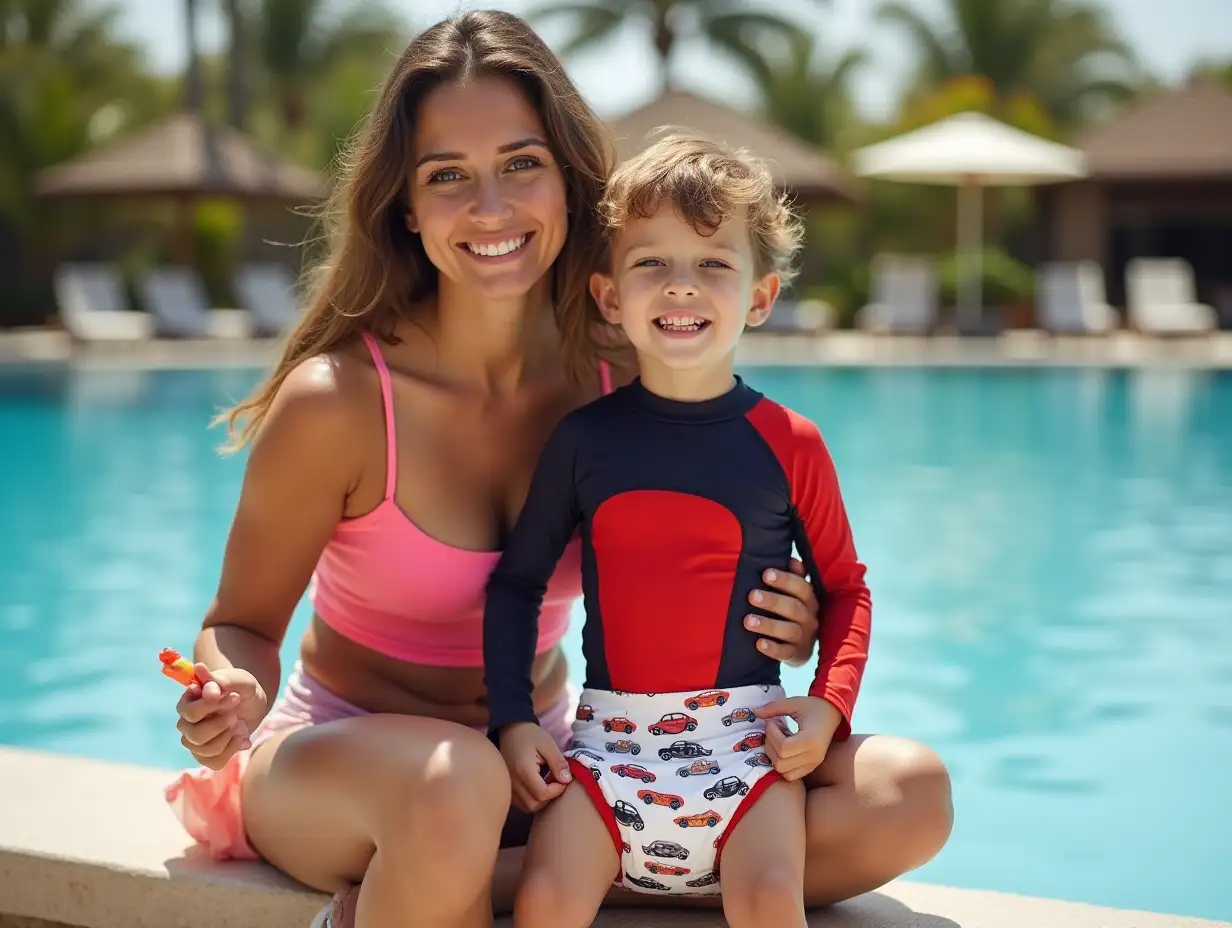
xmin=744 ymin=558 xmax=820 ymax=666
xmin=176 ymin=663 xmax=268 ymax=770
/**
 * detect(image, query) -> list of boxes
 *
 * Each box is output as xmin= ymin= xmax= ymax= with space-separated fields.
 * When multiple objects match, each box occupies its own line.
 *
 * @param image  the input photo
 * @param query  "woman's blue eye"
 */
xmin=508 ymin=156 xmax=540 ymax=171
xmin=427 ymin=167 xmax=463 ymax=183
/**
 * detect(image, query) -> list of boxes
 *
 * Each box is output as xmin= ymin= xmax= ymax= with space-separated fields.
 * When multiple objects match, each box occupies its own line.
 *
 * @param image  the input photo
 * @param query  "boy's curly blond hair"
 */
xmin=599 ymin=132 xmax=805 ymax=288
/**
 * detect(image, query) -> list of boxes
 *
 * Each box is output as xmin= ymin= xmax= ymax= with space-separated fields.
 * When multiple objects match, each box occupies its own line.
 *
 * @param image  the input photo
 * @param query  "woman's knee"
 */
xmin=373 ymin=720 xmax=511 ymax=845
xmin=886 ymin=738 xmax=953 ymax=852
xmin=856 ymin=736 xmax=953 ymax=866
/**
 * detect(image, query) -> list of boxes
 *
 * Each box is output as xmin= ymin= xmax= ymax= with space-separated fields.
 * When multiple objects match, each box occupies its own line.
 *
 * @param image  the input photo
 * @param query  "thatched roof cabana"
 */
xmin=606 ymin=90 xmax=856 ymax=203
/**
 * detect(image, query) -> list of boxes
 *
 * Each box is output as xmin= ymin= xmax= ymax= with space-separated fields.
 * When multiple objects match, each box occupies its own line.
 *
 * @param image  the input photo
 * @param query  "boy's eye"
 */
xmin=632 ymin=258 xmax=665 ymax=267
xmin=701 ymin=260 xmax=731 ymax=269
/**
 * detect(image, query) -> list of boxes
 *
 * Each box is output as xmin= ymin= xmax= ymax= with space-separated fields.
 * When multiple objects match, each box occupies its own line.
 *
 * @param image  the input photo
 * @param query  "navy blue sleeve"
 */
xmin=483 ymin=415 xmax=582 ymax=738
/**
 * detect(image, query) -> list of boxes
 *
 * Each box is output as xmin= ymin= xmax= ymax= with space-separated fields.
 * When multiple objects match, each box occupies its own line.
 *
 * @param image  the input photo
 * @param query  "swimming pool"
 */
xmin=1 ymin=362 xmax=1229 ymax=920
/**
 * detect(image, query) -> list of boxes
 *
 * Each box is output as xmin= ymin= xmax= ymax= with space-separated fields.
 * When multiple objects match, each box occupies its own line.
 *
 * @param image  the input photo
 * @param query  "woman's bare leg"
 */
xmin=241 ymin=714 xmax=511 ymax=928
xmin=547 ymin=733 xmax=953 ymax=913
xmin=799 ymin=734 xmax=954 ymax=905
xmin=513 ymin=782 xmax=618 ymax=928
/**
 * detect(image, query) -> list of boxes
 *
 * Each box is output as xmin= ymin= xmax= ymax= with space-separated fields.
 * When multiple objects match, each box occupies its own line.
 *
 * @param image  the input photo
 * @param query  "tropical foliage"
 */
xmin=0 ymin=0 xmax=1215 ymax=327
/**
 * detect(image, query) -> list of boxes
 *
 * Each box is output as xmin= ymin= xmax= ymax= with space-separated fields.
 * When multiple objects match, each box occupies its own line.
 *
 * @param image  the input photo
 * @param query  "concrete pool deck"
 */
xmin=3 ymin=327 xmax=1232 ymax=370
xmin=0 ymin=747 xmax=1225 ymax=928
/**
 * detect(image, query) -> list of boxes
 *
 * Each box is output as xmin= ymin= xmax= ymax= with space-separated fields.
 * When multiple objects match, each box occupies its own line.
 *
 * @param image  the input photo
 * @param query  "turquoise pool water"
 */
xmin=1 ymin=363 xmax=1229 ymax=920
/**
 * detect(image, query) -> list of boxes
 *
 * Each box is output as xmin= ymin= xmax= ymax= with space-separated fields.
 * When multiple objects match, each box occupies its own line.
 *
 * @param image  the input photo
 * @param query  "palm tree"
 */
xmin=254 ymin=0 xmax=403 ymax=134
xmin=221 ymin=0 xmax=250 ymax=129
xmin=754 ymin=32 xmax=867 ymax=151
xmin=183 ymin=0 xmax=202 ymax=110
xmin=528 ymin=0 xmax=828 ymax=93
xmin=877 ymin=0 xmax=1143 ymax=129
xmin=0 ymin=0 xmax=166 ymax=221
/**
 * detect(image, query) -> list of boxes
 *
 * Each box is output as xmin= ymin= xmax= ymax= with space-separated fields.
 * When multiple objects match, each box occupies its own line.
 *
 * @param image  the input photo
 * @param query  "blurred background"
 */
xmin=0 ymin=0 xmax=1230 ymax=924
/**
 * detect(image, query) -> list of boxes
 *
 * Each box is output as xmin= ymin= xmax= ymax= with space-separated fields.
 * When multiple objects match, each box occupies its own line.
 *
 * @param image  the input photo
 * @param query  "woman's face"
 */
xmin=408 ymin=76 xmax=569 ymax=303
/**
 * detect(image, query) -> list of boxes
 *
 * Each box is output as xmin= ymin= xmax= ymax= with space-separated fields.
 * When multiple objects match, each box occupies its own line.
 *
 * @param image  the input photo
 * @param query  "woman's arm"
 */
xmin=196 ymin=355 xmax=365 ymax=713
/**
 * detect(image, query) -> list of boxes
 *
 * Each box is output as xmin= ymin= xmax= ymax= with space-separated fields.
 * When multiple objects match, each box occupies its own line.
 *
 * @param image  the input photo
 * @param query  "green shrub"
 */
xmin=937 ymin=246 xmax=1034 ymax=307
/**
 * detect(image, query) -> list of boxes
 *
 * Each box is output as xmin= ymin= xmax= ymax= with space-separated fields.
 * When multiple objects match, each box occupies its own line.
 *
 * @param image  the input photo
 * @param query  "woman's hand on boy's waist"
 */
xmin=745 ymin=559 xmax=820 ymax=666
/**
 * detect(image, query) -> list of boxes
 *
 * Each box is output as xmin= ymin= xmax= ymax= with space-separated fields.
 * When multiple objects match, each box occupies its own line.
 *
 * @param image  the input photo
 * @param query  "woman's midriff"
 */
xmin=298 ymin=614 xmax=568 ymax=729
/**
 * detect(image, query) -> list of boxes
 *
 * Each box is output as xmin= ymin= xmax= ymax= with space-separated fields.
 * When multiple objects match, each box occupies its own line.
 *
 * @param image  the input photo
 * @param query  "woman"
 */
xmin=168 ymin=11 xmax=952 ymax=928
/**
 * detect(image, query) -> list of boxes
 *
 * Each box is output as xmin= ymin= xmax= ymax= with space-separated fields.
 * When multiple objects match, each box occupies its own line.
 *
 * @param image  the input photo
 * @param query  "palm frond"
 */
xmin=876 ymin=1 xmax=955 ymax=84
xmin=526 ymin=2 xmax=625 ymax=59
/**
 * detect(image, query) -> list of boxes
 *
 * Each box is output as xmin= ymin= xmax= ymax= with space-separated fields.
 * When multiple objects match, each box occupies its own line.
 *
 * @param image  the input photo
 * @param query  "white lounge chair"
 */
xmin=855 ymin=254 xmax=938 ymax=334
xmin=233 ymin=263 xmax=302 ymax=338
xmin=138 ymin=267 xmax=249 ymax=339
xmin=1035 ymin=261 xmax=1118 ymax=333
xmin=52 ymin=263 xmax=153 ymax=342
xmin=1125 ymin=258 xmax=1216 ymax=334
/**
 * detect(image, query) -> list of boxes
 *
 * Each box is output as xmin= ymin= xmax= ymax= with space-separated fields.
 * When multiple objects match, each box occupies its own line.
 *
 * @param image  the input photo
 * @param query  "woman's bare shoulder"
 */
xmin=257 ymin=339 xmax=378 ymax=453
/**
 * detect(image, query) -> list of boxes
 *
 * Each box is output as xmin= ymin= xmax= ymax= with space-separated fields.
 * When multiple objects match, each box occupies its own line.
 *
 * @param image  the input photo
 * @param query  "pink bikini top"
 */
xmin=310 ymin=331 xmax=613 ymax=666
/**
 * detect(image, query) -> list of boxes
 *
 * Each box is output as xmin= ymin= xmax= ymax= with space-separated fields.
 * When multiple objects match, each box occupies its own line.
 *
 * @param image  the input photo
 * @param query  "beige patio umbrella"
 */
xmin=850 ymin=111 xmax=1088 ymax=331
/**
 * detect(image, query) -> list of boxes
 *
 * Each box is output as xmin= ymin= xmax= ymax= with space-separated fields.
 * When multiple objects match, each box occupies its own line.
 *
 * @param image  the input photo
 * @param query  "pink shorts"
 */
xmin=165 ymin=661 xmax=576 ymax=860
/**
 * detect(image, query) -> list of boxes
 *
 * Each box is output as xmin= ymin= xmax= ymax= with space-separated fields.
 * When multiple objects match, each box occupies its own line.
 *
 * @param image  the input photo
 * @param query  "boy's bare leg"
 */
xmin=718 ymin=777 xmax=808 ymax=928
xmin=513 ymin=780 xmax=620 ymax=928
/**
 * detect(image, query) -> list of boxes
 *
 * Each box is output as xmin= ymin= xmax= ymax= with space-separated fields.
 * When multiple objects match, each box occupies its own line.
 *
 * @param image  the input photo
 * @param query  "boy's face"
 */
xmin=589 ymin=203 xmax=780 ymax=373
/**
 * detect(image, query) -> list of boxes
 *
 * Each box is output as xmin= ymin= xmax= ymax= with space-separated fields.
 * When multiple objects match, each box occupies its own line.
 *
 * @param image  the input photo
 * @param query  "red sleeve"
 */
xmin=745 ymin=400 xmax=871 ymax=741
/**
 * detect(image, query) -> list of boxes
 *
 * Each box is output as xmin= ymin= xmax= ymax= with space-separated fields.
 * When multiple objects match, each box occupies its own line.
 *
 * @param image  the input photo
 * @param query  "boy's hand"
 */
xmin=755 ymin=696 xmax=843 ymax=781
xmin=498 ymin=721 xmax=573 ymax=812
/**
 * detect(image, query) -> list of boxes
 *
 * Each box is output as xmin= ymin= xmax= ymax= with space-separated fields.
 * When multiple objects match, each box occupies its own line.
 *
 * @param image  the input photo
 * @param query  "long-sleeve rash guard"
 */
xmin=483 ymin=376 xmax=871 ymax=742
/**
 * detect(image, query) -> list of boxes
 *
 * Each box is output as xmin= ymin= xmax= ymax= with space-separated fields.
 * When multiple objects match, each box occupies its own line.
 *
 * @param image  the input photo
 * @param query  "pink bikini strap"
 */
xmin=359 ymin=331 xmax=398 ymax=500
xmin=598 ymin=359 xmax=614 ymax=396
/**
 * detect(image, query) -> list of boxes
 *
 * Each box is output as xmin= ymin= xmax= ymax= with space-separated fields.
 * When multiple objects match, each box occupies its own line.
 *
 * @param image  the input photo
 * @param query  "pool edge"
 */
xmin=0 ymin=746 xmax=1226 ymax=928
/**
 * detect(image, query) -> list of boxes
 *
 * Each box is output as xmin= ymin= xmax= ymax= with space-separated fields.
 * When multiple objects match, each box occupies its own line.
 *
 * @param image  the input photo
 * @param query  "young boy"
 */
xmin=483 ymin=135 xmax=872 ymax=928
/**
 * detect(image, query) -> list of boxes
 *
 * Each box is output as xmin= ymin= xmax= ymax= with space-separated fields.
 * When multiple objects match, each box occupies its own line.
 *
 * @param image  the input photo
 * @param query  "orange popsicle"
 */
xmin=159 ymin=648 xmax=201 ymax=686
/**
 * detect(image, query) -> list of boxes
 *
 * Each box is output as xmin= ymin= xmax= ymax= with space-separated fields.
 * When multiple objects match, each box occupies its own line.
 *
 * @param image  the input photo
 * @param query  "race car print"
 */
xmin=642 ymin=840 xmax=689 ymax=860
xmin=674 ymin=809 xmax=723 ymax=829
xmin=575 ymin=704 xmax=594 ymax=722
xmin=658 ymin=740 xmax=712 ymax=761
xmin=703 ymin=776 xmax=749 ymax=801
xmin=676 ymin=759 xmax=721 ymax=777
xmin=648 ymin=712 xmax=698 ymax=736
xmin=645 ymin=861 xmax=690 ymax=876
xmin=744 ymin=751 xmax=772 ymax=767
xmin=603 ymin=716 xmax=636 ymax=734
xmin=606 ymin=739 xmax=641 ymax=755
xmin=686 ymin=871 xmax=719 ymax=888
xmin=611 ymin=763 xmax=656 ymax=783
xmin=571 ymin=748 xmax=604 ymax=763
xmin=612 ymin=800 xmax=645 ymax=831
xmin=732 ymin=732 xmax=766 ymax=752
xmin=684 ymin=690 xmax=729 ymax=711
xmin=721 ymin=707 xmax=756 ymax=727
xmin=624 ymin=873 xmax=669 ymax=891
xmin=637 ymin=789 xmax=685 ymax=810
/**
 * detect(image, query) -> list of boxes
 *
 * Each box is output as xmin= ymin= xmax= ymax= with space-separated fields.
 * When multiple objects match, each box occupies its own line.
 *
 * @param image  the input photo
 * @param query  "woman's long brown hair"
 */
xmin=217 ymin=10 xmax=614 ymax=449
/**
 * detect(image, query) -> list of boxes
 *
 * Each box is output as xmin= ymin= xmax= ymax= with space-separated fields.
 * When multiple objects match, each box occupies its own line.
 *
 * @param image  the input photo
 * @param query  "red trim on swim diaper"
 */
xmin=712 ymin=769 xmax=782 ymax=877
xmin=567 ymin=758 xmax=625 ymax=880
